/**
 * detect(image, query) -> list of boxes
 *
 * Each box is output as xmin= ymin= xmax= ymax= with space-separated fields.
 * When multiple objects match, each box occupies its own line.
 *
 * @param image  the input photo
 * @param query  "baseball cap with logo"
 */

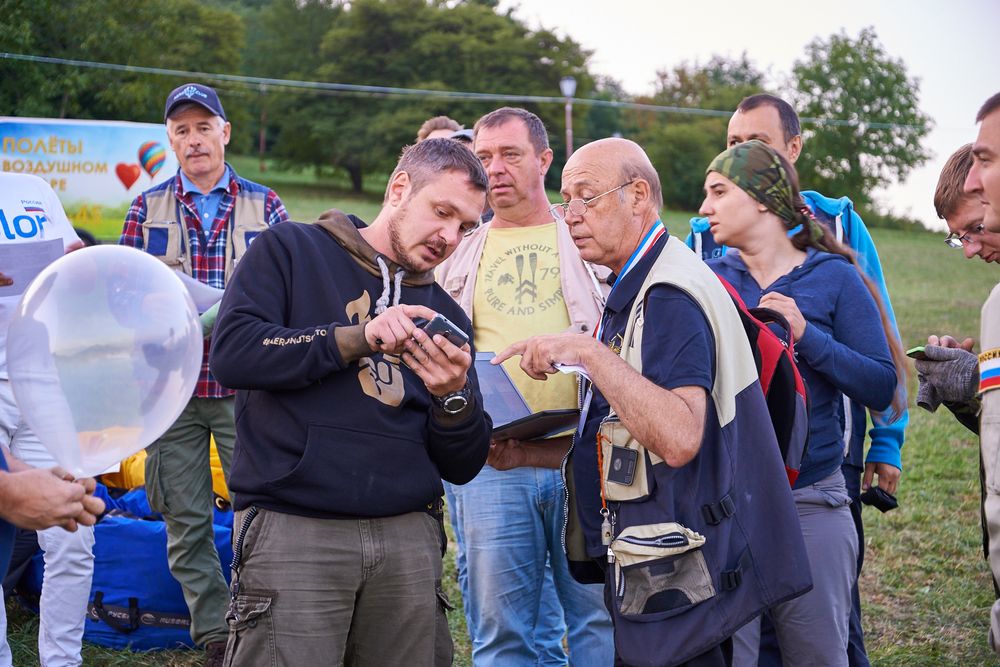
xmin=164 ymin=83 xmax=227 ymax=122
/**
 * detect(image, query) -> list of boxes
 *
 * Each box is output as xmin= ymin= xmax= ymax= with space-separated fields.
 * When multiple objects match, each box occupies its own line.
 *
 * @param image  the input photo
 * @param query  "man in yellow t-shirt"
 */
xmin=474 ymin=224 xmax=578 ymax=414
xmin=435 ymin=107 xmax=612 ymax=666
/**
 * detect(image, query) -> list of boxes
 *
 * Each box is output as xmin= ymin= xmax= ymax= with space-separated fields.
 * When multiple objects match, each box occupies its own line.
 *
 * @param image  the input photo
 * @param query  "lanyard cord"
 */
xmin=593 ymin=220 xmax=665 ymax=341
xmin=596 ymin=430 xmax=611 ymax=514
xmin=592 ymin=221 xmax=665 ymax=512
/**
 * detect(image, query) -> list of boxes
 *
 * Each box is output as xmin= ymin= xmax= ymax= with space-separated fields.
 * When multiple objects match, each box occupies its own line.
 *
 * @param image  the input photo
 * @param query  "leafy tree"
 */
xmin=630 ymin=55 xmax=764 ymax=210
xmin=648 ymin=53 xmax=764 ymax=112
xmin=261 ymin=0 xmax=592 ymax=192
xmin=643 ymin=120 xmax=721 ymax=212
xmin=790 ymin=27 xmax=931 ymax=207
xmin=579 ymin=76 xmax=633 ymax=145
xmin=0 ymin=0 xmax=244 ymax=125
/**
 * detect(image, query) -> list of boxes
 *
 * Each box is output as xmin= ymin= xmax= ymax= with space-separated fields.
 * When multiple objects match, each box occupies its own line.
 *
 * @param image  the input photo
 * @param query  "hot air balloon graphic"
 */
xmin=138 ymin=141 xmax=166 ymax=179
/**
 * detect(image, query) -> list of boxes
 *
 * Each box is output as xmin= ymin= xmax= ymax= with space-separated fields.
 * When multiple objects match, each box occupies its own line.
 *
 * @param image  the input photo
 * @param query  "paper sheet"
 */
xmin=554 ymin=363 xmax=591 ymax=381
xmin=0 ymin=239 xmax=63 ymax=298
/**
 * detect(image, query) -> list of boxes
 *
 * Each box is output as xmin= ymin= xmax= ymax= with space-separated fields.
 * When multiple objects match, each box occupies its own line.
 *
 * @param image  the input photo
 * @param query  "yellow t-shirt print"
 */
xmin=473 ymin=223 xmax=577 ymax=416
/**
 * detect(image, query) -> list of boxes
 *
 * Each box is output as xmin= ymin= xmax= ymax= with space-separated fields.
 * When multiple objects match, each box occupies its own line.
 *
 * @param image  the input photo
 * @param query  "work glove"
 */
xmin=916 ymin=372 xmax=942 ymax=412
xmin=914 ymin=345 xmax=978 ymax=405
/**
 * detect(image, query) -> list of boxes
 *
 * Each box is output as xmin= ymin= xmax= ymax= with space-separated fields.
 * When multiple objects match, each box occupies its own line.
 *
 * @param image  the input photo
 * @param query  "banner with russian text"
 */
xmin=1 ymin=118 xmax=179 ymax=239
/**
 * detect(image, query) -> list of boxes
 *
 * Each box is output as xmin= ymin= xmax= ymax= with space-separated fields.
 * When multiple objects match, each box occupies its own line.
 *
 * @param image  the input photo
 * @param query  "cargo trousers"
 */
xmin=224 ymin=507 xmax=450 ymax=666
xmin=144 ymin=396 xmax=234 ymax=647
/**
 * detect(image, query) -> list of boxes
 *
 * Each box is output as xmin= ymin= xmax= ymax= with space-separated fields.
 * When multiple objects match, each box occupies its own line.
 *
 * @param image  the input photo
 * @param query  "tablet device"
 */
xmin=474 ymin=352 xmax=580 ymax=441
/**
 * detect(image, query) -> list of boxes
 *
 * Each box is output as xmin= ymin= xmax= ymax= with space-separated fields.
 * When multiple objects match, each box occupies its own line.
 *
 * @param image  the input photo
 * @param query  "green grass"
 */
xmin=17 ymin=162 xmax=1000 ymax=664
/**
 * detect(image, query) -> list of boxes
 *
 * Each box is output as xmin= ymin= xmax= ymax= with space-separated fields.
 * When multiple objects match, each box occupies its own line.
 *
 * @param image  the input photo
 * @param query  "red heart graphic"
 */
xmin=116 ymin=163 xmax=141 ymax=190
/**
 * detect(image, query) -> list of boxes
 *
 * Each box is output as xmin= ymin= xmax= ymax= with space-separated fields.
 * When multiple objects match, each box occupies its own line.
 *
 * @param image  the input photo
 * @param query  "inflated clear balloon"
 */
xmin=7 ymin=245 xmax=202 ymax=478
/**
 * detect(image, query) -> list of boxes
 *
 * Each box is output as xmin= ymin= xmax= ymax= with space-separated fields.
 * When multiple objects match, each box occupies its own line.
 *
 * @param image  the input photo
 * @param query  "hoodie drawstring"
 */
xmin=374 ymin=255 xmax=405 ymax=314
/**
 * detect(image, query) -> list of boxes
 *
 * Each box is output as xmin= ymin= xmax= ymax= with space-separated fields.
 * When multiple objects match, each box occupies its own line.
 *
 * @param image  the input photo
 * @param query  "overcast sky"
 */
xmin=502 ymin=0 xmax=1000 ymax=229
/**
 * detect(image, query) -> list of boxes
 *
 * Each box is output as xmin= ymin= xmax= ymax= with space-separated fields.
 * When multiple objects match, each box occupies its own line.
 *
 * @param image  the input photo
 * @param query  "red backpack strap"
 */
xmin=748 ymin=306 xmax=795 ymax=355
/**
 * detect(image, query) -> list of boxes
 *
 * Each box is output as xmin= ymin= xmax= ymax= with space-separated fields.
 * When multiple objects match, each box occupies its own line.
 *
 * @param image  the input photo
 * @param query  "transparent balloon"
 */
xmin=7 ymin=246 xmax=202 ymax=478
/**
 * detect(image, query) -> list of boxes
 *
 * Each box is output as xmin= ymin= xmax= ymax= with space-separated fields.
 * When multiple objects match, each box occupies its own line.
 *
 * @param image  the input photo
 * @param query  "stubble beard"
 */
xmin=387 ymin=203 xmax=421 ymax=273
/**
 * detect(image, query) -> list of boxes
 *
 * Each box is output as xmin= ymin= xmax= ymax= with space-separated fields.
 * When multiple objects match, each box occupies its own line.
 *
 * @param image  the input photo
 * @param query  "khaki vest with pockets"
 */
xmin=141 ymin=180 xmax=268 ymax=285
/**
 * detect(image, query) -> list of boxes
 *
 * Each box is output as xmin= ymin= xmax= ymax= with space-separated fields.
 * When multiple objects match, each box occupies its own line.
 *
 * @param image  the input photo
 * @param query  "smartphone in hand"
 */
xmin=419 ymin=314 xmax=469 ymax=348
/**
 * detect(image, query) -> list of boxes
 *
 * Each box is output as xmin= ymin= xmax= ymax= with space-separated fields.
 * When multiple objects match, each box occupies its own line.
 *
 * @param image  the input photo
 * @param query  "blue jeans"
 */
xmin=446 ymin=465 xmax=612 ymax=666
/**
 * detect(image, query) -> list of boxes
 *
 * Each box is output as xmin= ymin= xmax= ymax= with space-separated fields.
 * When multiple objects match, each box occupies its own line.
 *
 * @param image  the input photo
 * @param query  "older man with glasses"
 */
xmin=495 ymin=136 xmax=811 ymax=667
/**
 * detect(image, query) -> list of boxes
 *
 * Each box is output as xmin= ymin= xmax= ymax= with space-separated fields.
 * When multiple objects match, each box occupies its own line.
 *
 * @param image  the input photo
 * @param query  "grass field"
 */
xmin=13 ymin=160 xmax=1000 ymax=665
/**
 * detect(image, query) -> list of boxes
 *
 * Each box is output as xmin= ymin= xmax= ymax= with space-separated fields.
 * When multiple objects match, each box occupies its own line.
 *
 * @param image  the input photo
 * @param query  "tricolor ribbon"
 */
xmin=594 ymin=220 xmax=666 ymax=342
xmin=980 ymin=348 xmax=1000 ymax=393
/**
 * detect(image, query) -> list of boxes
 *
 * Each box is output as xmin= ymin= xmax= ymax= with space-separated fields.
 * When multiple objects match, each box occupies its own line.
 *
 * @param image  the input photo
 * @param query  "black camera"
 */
xmin=606 ymin=446 xmax=638 ymax=486
xmin=859 ymin=486 xmax=898 ymax=513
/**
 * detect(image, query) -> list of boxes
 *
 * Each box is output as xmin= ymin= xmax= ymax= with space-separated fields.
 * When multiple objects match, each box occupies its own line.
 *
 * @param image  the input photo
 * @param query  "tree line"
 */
xmin=0 ymin=0 xmax=931 ymax=223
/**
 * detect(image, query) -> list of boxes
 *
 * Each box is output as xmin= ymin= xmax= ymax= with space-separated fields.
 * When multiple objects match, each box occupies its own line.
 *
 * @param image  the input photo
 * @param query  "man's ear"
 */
xmin=786 ymin=135 xmax=802 ymax=163
xmin=631 ymin=179 xmax=651 ymax=211
xmin=386 ymin=171 xmax=411 ymax=207
xmin=538 ymin=147 xmax=554 ymax=176
xmin=222 ymin=121 xmax=232 ymax=146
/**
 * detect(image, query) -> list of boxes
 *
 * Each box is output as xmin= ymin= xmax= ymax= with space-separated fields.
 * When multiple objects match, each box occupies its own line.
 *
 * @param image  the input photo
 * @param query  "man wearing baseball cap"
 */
xmin=119 ymin=82 xmax=288 ymax=666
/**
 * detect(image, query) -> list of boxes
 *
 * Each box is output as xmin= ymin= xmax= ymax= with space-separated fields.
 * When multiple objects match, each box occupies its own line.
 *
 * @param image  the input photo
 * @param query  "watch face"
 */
xmin=442 ymin=393 xmax=469 ymax=414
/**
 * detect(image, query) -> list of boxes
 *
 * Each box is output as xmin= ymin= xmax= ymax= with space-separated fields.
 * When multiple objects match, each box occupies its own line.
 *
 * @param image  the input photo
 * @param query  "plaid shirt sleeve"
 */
xmin=119 ymin=193 xmax=147 ymax=249
xmin=265 ymin=190 xmax=290 ymax=227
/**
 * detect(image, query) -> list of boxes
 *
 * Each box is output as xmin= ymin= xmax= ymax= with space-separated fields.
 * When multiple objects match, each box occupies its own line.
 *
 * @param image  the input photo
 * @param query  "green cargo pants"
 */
xmin=145 ymin=396 xmax=235 ymax=647
xmin=224 ymin=508 xmax=452 ymax=666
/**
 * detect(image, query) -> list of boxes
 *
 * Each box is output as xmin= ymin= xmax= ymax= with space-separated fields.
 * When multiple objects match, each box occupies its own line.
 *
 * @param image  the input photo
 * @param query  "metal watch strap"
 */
xmin=434 ymin=383 xmax=471 ymax=414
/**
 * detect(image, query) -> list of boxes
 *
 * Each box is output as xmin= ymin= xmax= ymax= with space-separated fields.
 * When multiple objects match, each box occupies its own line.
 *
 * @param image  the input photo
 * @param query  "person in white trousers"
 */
xmin=0 ymin=172 xmax=94 ymax=667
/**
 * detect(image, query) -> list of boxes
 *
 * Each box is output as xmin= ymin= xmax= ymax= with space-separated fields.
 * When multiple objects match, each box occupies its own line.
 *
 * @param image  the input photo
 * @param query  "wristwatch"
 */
xmin=433 ymin=383 xmax=472 ymax=415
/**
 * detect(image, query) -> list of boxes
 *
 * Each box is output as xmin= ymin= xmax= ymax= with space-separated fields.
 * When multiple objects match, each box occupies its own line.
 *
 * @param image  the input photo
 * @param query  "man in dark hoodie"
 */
xmin=209 ymin=138 xmax=493 ymax=666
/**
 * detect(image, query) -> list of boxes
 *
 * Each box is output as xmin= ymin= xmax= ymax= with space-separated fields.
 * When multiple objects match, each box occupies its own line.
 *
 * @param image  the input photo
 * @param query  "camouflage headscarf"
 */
xmin=707 ymin=140 xmax=825 ymax=248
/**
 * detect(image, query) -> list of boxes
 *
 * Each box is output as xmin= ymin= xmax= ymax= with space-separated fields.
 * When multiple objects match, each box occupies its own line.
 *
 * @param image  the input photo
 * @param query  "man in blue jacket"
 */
xmin=686 ymin=93 xmax=907 ymax=667
xmin=210 ymin=138 xmax=492 ymax=666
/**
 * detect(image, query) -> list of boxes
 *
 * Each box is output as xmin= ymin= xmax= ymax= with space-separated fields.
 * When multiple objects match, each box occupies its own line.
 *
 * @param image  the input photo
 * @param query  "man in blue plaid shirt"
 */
xmin=119 ymin=82 xmax=288 ymax=667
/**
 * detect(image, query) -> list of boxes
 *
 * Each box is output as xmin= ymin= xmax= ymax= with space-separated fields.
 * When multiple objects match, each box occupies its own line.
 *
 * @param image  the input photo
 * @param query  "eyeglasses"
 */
xmin=945 ymin=223 xmax=985 ymax=248
xmin=549 ymin=181 xmax=634 ymax=221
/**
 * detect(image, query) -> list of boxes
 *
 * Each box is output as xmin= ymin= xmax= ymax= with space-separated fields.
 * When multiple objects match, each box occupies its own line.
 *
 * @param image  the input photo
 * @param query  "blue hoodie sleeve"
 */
xmin=840 ymin=206 xmax=908 ymax=467
xmin=803 ymin=191 xmax=907 ymax=468
xmin=794 ymin=262 xmax=897 ymax=413
xmin=210 ymin=226 xmax=358 ymax=391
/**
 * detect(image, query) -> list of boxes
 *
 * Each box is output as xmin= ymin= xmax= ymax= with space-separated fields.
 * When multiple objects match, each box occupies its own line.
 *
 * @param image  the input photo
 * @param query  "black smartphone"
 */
xmin=420 ymin=313 xmax=469 ymax=348
xmin=906 ymin=345 xmax=928 ymax=360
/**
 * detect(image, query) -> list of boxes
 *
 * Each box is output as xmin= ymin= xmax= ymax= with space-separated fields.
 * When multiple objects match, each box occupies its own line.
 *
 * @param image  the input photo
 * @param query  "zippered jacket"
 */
xmin=686 ymin=190 xmax=907 ymax=470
